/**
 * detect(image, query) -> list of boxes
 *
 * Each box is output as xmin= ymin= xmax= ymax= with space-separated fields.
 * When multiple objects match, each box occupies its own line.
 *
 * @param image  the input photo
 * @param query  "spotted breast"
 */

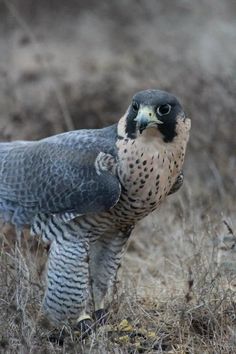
xmin=109 ymin=115 xmax=190 ymax=227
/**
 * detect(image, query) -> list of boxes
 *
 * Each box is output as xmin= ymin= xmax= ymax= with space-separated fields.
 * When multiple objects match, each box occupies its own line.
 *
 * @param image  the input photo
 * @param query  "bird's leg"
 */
xmin=89 ymin=230 xmax=132 ymax=325
xmin=42 ymin=220 xmax=94 ymax=336
xmin=75 ymin=309 xmax=93 ymax=336
xmin=74 ymin=264 xmax=93 ymax=336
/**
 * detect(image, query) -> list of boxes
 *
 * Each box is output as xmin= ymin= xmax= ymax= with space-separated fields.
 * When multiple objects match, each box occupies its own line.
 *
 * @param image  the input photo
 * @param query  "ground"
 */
xmin=0 ymin=0 xmax=236 ymax=353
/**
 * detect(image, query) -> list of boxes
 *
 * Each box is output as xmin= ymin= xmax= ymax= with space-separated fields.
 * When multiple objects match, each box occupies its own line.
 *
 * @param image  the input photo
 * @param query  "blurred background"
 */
xmin=0 ymin=0 xmax=236 ymax=350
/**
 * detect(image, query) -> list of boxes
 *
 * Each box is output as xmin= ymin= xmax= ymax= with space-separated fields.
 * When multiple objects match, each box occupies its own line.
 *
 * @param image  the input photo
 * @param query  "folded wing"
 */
xmin=0 ymin=128 xmax=121 ymax=227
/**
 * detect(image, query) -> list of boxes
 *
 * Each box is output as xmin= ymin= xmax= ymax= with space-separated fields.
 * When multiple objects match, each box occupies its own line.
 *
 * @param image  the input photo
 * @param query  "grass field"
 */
xmin=0 ymin=1 xmax=236 ymax=352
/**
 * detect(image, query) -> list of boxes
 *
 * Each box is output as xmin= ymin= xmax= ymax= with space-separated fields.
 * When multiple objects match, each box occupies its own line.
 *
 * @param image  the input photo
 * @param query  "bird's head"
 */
xmin=123 ymin=89 xmax=188 ymax=143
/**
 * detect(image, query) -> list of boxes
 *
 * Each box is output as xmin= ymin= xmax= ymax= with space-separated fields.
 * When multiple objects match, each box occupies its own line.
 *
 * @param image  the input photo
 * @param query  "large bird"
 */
xmin=0 ymin=89 xmax=191 ymax=330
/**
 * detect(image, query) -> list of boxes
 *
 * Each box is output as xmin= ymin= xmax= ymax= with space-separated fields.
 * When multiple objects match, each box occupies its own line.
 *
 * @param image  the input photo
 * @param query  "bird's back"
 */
xmin=0 ymin=124 xmax=119 ymax=228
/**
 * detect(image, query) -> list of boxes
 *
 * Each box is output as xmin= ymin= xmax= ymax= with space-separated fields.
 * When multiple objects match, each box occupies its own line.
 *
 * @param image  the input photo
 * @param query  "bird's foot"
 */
xmin=94 ymin=308 xmax=109 ymax=326
xmin=74 ymin=315 xmax=93 ymax=338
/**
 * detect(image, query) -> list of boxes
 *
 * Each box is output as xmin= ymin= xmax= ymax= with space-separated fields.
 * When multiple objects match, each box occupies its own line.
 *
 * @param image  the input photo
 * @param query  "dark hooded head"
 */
xmin=125 ymin=89 xmax=185 ymax=142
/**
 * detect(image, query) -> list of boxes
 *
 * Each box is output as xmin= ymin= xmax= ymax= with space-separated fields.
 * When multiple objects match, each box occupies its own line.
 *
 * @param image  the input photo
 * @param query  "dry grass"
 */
xmin=1 ymin=214 xmax=236 ymax=353
xmin=0 ymin=0 xmax=236 ymax=353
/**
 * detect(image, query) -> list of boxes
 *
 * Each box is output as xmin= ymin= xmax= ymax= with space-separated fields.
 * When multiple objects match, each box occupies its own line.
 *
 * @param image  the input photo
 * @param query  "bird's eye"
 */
xmin=157 ymin=104 xmax=171 ymax=116
xmin=132 ymin=101 xmax=139 ymax=112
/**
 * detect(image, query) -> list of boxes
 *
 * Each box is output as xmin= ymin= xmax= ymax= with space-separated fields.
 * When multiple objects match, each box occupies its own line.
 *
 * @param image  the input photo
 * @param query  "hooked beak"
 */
xmin=134 ymin=105 xmax=163 ymax=134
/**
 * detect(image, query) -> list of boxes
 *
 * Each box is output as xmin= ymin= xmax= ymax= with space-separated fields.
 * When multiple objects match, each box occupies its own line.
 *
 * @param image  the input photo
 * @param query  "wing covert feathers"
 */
xmin=0 ymin=126 xmax=120 ymax=227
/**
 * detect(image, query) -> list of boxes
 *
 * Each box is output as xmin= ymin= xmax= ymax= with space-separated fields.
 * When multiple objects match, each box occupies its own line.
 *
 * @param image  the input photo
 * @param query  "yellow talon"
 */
xmin=76 ymin=313 xmax=92 ymax=323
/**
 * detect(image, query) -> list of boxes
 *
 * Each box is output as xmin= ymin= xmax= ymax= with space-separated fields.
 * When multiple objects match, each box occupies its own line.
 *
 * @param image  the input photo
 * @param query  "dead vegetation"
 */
xmin=0 ymin=0 xmax=236 ymax=353
xmin=1 ymin=218 xmax=236 ymax=353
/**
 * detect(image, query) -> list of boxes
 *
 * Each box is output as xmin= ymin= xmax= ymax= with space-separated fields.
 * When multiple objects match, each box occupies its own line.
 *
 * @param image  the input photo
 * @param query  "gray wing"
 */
xmin=0 ymin=126 xmax=121 ymax=227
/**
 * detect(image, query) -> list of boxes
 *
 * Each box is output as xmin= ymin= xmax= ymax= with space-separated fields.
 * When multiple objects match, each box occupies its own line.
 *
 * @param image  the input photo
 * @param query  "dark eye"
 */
xmin=132 ymin=101 xmax=139 ymax=112
xmin=157 ymin=104 xmax=171 ymax=116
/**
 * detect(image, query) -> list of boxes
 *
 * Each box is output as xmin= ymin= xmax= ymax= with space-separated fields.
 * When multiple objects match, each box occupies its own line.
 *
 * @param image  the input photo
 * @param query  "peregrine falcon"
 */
xmin=0 ymin=89 xmax=191 ymax=330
